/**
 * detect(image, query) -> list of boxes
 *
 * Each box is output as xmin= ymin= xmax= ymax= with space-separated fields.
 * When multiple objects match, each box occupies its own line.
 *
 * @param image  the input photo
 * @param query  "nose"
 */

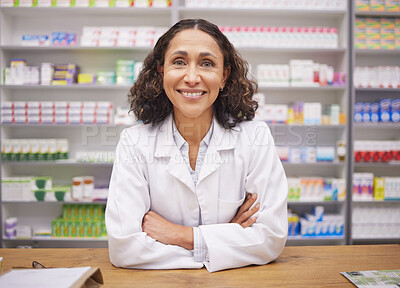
xmin=183 ymin=65 xmax=200 ymax=86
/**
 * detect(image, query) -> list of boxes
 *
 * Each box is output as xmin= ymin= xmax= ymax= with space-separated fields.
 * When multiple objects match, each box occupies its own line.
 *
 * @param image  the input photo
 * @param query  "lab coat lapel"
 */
xmin=154 ymin=114 xmax=195 ymax=193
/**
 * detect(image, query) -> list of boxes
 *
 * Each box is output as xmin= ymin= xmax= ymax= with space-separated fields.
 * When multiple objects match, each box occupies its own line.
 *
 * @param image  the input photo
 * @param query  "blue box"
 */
xmin=354 ymin=102 xmax=363 ymax=123
xmin=379 ymin=99 xmax=391 ymax=122
xmin=391 ymin=99 xmax=400 ymax=123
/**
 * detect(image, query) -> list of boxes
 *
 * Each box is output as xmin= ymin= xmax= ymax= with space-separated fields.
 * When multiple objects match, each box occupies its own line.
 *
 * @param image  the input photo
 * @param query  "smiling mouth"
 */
xmin=178 ymin=90 xmax=206 ymax=98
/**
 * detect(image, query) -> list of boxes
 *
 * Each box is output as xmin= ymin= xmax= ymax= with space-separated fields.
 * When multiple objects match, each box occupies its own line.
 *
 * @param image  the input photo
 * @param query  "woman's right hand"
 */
xmin=229 ymin=193 xmax=260 ymax=228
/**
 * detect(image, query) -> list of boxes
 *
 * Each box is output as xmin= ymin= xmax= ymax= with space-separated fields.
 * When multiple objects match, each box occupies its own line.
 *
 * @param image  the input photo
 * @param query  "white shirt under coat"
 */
xmin=105 ymin=113 xmax=288 ymax=272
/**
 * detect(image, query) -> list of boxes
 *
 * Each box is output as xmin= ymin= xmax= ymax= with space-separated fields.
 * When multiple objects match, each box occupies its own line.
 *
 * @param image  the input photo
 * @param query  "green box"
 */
xmin=52 ymin=219 xmax=62 ymax=237
xmin=61 ymin=220 xmax=70 ymax=237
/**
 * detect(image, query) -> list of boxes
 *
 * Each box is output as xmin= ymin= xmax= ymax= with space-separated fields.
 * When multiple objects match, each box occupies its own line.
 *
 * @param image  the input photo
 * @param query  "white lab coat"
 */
xmin=106 ymin=114 xmax=288 ymax=272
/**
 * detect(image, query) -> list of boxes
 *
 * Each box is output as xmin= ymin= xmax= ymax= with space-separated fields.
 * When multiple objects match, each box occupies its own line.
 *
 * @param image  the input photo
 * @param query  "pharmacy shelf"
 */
xmin=2 ymin=201 xmax=107 ymax=204
xmin=238 ymin=47 xmax=346 ymax=54
xmin=267 ymin=123 xmax=346 ymax=129
xmin=0 ymin=45 xmax=152 ymax=52
xmin=352 ymin=237 xmax=400 ymax=242
xmin=354 ymin=123 xmax=400 ymax=129
xmin=3 ymin=237 xmax=107 ymax=242
xmin=0 ymin=84 xmax=131 ymax=90
xmin=1 ymin=124 xmax=128 ymax=128
xmin=355 ymin=11 xmax=400 ymax=17
xmin=0 ymin=6 xmax=172 ymax=16
xmin=355 ymin=88 xmax=400 ymax=92
xmin=288 ymin=201 xmax=345 ymax=205
xmin=1 ymin=161 xmax=113 ymax=166
xmin=282 ymin=162 xmax=345 ymax=167
xmin=287 ymin=236 xmax=344 ymax=240
xmin=178 ymin=7 xmax=346 ymax=18
xmin=353 ymin=200 xmax=400 ymax=204
xmin=354 ymin=162 xmax=400 ymax=168
xmin=258 ymin=85 xmax=346 ymax=91
xmin=355 ymin=49 xmax=400 ymax=55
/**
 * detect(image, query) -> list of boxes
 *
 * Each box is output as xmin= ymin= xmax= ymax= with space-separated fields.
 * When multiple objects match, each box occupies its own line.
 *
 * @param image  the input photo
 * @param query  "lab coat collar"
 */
xmin=154 ymin=113 xmax=240 ymax=158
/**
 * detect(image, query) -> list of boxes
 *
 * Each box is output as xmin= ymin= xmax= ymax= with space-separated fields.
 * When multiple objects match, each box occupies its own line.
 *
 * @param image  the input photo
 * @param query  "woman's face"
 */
xmin=159 ymin=29 xmax=230 ymax=124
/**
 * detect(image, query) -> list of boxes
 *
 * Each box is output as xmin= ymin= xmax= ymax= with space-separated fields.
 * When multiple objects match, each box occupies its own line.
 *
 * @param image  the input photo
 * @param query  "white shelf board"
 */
xmin=1 ymin=160 xmax=113 ymax=166
xmin=353 ymin=200 xmax=400 ymax=204
xmin=2 ymin=200 xmax=107 ymax=204
xmin=258 ymin=85 xmax=346 ymax=91
xmin=287 ymin=236 xmax=344 ymax=240
xmin=288 ymin=201 xmax=345 ymax=205
xmin=355 ymin=11 xmax=400 ymax=17
xmin=355 ymin=87 xmax=400 ymax=92
xmin=282 ymin=162 xmax=344 ymax=167
xmin=267 ymin=123 xmax=346 ymax=129
xmin=3 ymin=236 xmax=107 ymax=242
xmin=354 ymin=123 xmax=400 ymax=129
xmin=1 ymin=123 xmax=129 ymax=127
xmin=0 ymin=84 xmax=131 ymax=90
xmin=178 ymin=7 xmax=346 ymax=18
xmin=0 ymin=6 xmax=172 ymax=16
xmin=355 ymin=49 xmax=400 ymax=55
xmin=352 ymin=236 xmax=400 ymax=241
xmin=0 ymin=45 xmax=152 ymax=52
xmin=354 ymin=162 xmax=400 ymax=168
xmin=238 ymin=47 xmax=346 ymax=54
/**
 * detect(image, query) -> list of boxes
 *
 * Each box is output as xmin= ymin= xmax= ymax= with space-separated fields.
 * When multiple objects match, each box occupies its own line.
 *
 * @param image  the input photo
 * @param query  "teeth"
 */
xmin=181 ymin=91 xmax=203 ymax=97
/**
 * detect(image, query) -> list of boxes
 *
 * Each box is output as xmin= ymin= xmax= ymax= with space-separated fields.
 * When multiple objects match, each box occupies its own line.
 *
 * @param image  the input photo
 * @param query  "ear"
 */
xmin=157 ymin=65 xmax=164 ymax=76
xmin=222 ymin=66 xmax=231 ymax=86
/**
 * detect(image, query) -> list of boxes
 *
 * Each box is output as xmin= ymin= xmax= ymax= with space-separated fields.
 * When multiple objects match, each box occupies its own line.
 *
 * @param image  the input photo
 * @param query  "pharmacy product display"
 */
xmin=4 ymin=60 xmax=143 ymax=86
xmin=0 ymin=0 xmax=172 ymax=7
xmin=353 ymin=1 xmax=400 ymax=244
xmin=354 ymin=17 xmax=400 ymax=50
xmin=4 ymin=1 xmax=391 ymax=247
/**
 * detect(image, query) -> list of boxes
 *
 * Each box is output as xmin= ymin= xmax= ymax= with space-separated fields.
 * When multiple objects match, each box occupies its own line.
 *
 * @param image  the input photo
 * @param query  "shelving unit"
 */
xmin=351 ymin=3 xmax=400 ymax=245
xmin=3 ymin=1 xmax=397 ymax=248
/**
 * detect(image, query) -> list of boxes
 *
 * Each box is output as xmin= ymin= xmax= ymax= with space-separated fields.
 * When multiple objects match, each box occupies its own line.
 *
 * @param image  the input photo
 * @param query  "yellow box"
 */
xmin=77 ymin=73 xmax=95 ymax=84
xmin=381 ymin=18 xmax=395 ymax=29
xmin=385 ymin=0 xmax=400 ymax=11
xmin=371 ymin=0 xmax=385 ymax=11
xmin=367 ymin=17 xmax=381 ymax=28
xmin=356 ymin=0 xmax=371 ymax=11
xmin=373 ymin=178 xmax=385 ymax=200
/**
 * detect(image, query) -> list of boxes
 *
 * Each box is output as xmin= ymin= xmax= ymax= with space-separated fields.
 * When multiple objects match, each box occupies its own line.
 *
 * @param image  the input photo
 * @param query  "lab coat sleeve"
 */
xmin=199 ymin=124 xmax=288 ymax=272
xmin=106 ymin=129 xmax=203 ymax=270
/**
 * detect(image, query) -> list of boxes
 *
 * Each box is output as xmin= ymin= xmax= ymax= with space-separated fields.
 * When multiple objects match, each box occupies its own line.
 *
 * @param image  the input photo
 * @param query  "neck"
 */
xmin=173 ymin=111 xmax=212 ymax=145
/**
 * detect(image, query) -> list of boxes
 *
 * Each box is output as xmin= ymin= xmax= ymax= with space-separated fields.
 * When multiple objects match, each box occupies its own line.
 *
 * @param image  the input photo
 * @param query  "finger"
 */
xmin=241 ymin=216 xmax=257 ymax=229
xmin=237 ymin=193 xmax=257 ymax=214
xmin=238 ymin=203 xmax=260 ymax=223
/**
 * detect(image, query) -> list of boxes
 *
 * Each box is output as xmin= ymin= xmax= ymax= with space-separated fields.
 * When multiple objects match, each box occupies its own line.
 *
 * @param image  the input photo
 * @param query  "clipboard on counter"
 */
xmin=0 ymin=266 xmax=104 ymax=288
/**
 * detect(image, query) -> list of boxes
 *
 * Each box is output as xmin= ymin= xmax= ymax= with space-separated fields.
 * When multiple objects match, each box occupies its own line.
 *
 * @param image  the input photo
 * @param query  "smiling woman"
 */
xmin=105 ymin=19 xmax=288 ymax=273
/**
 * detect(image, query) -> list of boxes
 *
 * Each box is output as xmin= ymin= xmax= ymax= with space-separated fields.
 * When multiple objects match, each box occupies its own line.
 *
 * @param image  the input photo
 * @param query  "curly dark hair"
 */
xmin=128 ymin=18 xmax=258 ymax=129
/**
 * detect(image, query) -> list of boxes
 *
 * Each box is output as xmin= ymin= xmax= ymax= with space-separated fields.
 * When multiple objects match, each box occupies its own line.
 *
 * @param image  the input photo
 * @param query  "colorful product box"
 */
xmin=392 ymin=99 xmax=400 ymax=122
xmin=367 ymin=18 xmax=381 ymax=29
xmin=381 ymin=18 xmax=395 ymax=29
xmin=370 ymin=0 xmax=385 ymax=11
xmin=385 ymin=0 xmax=400 ymax=11
xmin=356 ymin=0 xmax=370 ymax=11
xmin=366 ymin=38 xmax=381 ymax=49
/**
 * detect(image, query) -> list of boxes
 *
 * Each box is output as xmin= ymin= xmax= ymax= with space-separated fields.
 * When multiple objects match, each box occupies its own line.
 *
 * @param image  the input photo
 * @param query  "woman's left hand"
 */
xmin=142 ymin=211 xmax=194 ymax=250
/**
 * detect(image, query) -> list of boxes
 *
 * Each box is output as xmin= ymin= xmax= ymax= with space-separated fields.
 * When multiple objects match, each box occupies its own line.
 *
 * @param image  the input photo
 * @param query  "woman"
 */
xmin=105 ymin=19 xmax=288 ymax=273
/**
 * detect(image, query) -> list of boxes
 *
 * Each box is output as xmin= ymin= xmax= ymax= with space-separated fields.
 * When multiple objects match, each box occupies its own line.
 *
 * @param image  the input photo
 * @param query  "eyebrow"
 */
xmin=170 ymin=50 xmax=218 ymax=59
